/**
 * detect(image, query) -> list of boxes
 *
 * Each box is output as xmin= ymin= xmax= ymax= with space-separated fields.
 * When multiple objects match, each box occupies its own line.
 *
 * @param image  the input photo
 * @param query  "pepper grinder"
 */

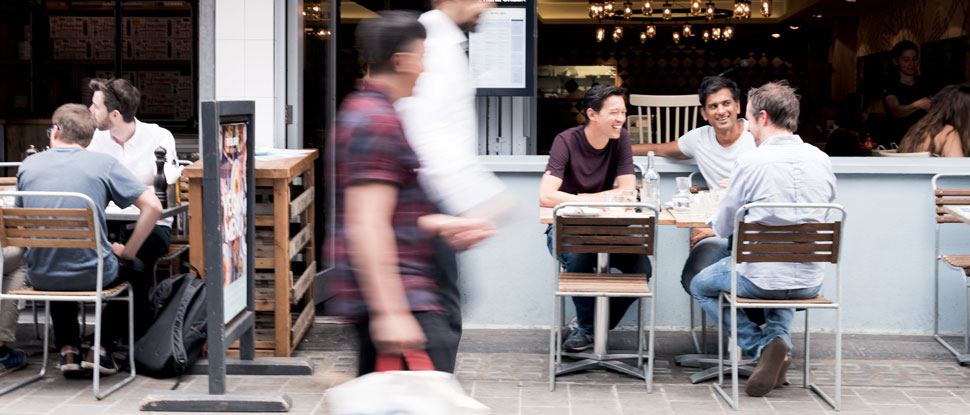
xmin=154 ymin=146 xmax=168 ymax=208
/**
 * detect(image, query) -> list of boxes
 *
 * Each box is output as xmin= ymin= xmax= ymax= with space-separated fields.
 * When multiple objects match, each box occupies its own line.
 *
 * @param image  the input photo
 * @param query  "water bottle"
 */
xmin=641 ymin=151 xmax=661 ymax=211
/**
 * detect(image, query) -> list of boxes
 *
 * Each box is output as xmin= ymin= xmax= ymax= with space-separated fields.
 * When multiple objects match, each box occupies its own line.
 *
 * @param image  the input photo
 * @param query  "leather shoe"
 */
xmin=745 ymin=337 xmax=788 ymax=397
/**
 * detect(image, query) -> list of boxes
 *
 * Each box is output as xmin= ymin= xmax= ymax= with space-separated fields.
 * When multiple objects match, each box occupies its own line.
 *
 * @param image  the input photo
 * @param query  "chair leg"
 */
xmin=95 ymin=291 xmax=137 ymax=400
xmin=549 ymin=294 xmax=558 ymax=392
xmin=835 ymin=306 xmax=842 ymax=411
xmin=637 ymin=298 xmax=644 ymax=369
xmin=646 ymin=294 xmax=656 ymax=394
xmin=92 ymin=299 xmax=101 ymax=399
xmin=730 ymin=303 xmax=739 ymax=410
xmin=804 ymin=310 xmax=810 ymax=389
xmin=32 ymin=300 xmax=40 ymax=340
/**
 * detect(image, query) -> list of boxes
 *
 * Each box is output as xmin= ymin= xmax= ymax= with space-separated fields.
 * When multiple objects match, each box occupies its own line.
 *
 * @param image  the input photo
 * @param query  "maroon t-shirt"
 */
xmin=544 ymin=125 xmax=635 ymax=195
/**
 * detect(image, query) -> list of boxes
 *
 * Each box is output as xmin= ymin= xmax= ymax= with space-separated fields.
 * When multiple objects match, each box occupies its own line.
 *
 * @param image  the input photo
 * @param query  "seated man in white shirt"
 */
xmin=86 ymin=78 xmax=181 ymax=289
xmin=632 ymin=76 xmax=757 ymax=300
xmin=689 ymin=81 xmax=836 ymax=397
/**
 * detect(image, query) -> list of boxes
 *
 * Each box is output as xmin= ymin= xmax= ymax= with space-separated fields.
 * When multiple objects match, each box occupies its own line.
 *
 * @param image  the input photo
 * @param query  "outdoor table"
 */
xmin=104 ymin=203 xmax=188 ymax=221
xmin=543 ymin=204 xmax=751 ymax=382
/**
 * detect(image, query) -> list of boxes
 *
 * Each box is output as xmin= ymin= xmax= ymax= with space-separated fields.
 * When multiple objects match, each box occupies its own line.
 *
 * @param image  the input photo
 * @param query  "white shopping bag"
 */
xmin=326 ymin=350 xmax=491 ymax=415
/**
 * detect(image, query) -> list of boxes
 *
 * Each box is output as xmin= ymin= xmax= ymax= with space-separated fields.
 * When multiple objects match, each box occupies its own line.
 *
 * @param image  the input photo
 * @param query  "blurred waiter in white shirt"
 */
xmin=86 ymin=78 xmax=182 ymax=281
xmin=396 ymin=0 xmax=520 ymax=372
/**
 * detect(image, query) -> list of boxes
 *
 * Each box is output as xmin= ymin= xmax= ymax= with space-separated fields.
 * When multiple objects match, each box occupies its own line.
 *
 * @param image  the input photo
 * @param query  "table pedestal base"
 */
xmin=557 ymin=350 xmax=646 ymax=379
xmin=676 ymin=353 xmax=756 ymax=384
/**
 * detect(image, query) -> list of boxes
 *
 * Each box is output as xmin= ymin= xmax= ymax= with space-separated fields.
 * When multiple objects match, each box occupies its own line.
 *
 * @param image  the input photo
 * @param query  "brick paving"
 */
xmin=1 ymin=324 xmax=970 ymax=414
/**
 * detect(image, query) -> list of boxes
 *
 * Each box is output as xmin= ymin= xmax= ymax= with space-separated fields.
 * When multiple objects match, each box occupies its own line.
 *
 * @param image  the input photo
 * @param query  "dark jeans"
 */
xmin=430 ymin=237 xmax=461 ymax=371
xmin=354 ymin=311 xmax=461 ymax=376
xmin=545 ymin=227 xmax=651 ymax=333
xmin=107 ymin=223 xmax=172 ymax=278
xmin=51 ymin=257 xmax=152 ymax=351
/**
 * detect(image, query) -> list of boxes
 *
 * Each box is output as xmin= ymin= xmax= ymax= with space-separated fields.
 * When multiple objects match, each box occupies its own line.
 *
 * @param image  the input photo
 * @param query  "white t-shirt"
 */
xmin=676 ymin=120 xmax=756 ymax=189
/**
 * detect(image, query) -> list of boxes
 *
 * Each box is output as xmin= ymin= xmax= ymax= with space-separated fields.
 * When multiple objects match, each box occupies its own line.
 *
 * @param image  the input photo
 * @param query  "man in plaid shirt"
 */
xmin=329 ymin=11 xmax=493 ymax=375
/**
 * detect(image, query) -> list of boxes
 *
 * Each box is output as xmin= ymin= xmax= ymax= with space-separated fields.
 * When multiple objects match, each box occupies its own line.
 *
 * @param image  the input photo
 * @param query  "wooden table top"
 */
xmin=666 ymin=207 xmax=713 ymax=228
xmin=183 ymin=149 xmax=318 ymax=179
xmin=539 ymin=207 xmax=675 ymax=225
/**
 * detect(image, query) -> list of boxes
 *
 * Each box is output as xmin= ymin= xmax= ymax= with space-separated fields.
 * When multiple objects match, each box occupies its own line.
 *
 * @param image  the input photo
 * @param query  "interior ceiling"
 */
xmin=538 ymin=0 xmax=823 ymax=24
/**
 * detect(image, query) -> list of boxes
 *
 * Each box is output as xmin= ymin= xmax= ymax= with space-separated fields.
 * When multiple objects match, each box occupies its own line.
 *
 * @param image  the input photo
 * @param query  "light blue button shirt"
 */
xmin=710 ymin=134 xmax=837 ymax=290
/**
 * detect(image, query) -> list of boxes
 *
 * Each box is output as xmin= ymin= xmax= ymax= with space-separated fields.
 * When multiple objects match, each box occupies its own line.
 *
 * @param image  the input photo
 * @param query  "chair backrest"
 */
xmin=554 ymin=204 xmax=657 ymax=256
xmin=628 ymin=94 xmax=702 ymax=144
xmin=733 ymin=203 xmax=845 ymax=265
xmin=932 ymin=174 xmax=970 ymax=225
xmin=0 ymin=191 xmax=100 ymax=251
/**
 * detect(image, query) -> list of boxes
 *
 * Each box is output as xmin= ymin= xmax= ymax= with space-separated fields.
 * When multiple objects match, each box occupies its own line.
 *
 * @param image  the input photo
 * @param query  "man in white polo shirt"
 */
xmin=632 ymin=76 xmax=757 ymax=300
xmin=86 ymin=78 xmax=181 ymax=286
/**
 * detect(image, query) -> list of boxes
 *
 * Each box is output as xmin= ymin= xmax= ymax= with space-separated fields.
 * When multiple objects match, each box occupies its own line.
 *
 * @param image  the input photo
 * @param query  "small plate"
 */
xmin=559 ymin=207 xmax=603 ymax=217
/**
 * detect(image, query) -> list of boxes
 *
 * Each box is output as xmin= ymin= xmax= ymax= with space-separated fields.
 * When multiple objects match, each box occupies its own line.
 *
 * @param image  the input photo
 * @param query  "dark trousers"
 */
xmin=681 ymin=236 xmax=765 ymax=326
xmin=430 ymin=237 xmax=461 ymax=369
xmin=51 ymin=258 xmax=152 ymax=351
xmin=354 ymin=311 xmax=461 ymax=376
xmin=107 ymin=223 xmax=172 ymax=279
xmin=545 ymin=227 xmax=651 ymax=333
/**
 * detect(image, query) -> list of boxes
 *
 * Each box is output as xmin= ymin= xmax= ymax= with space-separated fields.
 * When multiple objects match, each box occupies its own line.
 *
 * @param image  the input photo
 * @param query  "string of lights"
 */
xmin=590 ymin=0 xmax=770 ymax=43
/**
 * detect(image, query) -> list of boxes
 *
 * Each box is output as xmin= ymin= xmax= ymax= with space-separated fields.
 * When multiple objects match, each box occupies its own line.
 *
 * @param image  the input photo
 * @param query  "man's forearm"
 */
xmin=347 ymin=215 xmax=410 ymax=317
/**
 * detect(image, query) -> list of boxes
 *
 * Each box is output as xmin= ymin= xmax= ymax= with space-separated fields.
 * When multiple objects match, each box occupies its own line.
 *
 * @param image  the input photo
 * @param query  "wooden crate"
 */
xmin=185 ymin=150 xmax=318 ymax=357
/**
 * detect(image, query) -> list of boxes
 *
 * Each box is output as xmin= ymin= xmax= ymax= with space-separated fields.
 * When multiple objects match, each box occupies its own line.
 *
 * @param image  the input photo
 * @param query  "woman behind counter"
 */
xmin=883 ymin=40 xmax=933 ymax=146
xmin=898 ymin=84 xmax=970 ymax=157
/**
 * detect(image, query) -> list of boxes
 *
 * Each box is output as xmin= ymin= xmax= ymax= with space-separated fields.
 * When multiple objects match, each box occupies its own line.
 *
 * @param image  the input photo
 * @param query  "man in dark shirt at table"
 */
xmin=538 ymin=85 xmax=650 ymax=352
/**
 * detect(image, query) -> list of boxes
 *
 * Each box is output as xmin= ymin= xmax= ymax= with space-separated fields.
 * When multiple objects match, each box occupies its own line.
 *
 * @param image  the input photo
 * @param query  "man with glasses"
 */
xmin=17 ymin=103 xmax=161 ymax=376
xmin=85 ymin=78 xmax=181 ymax=287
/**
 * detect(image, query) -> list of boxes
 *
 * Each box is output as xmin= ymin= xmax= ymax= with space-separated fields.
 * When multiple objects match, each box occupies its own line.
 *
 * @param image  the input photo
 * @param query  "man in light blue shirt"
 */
xmin=689 ymin=81 xmax=836 ymax=398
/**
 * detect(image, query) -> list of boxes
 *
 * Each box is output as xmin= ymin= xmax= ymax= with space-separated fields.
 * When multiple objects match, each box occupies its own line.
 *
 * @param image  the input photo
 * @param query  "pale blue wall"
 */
xmin=457 ymin=156 xmax=970 ymax=335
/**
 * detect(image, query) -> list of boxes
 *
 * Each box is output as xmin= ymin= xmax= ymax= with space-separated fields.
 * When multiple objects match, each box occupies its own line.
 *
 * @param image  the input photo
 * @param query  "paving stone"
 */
xmin=662 ymin=385 xmax=715 ymax=401
xmin=769 ymin=400 xmax=827 ymax=413
xmin=668 ymin=400 xmax=726 ymax=414
xmin=855 ymin=388 xmax=917 ymax=405
xmin=869 ymin=404 xmax=929 ymax=415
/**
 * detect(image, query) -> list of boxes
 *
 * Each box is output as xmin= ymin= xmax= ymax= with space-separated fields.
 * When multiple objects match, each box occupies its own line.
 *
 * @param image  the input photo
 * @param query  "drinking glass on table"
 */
xmin=608 ymin=190 xmax=637 ymax=213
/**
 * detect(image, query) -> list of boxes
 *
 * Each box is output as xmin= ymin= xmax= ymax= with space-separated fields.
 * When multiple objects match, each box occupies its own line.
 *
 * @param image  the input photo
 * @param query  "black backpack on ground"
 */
xmin=134 ymin=266 xmax=207 ymax=378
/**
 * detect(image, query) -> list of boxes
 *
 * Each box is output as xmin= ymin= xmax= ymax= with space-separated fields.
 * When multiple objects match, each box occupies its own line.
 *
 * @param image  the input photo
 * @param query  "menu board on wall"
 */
xmin=469 ymin=0 xmax=534 ymax=96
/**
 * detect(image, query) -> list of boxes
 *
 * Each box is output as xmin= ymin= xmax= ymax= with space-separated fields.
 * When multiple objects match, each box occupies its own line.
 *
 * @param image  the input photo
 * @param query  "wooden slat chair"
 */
xmin=931 ymin=173 xmax=970 ymax=364
xmin=549 ymin=202 xmax=659 ymax=392
xmin=0 ymin=191 xmax=136 ymax=400
xmin=714 ymin=202 xmax=845 ymax=411
xmin=628 ymin=94 xmax=702 ymax=144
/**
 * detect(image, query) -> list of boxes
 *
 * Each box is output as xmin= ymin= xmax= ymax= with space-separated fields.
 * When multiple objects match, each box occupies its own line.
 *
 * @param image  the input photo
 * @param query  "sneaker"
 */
xmin=0 ymin=348 xmax=27 ymax=376
xmin=81 ymin=348 xmax=118 ymax=375
xmin=562 ymin=327 xmax=594 ymax=352
xmin=559 ymin=316 xmax=580 ymax=343
xmin=745 ymin=337 xmax=789 ymax=397
xmin=58 ymin=349 xmax=82 ymax=376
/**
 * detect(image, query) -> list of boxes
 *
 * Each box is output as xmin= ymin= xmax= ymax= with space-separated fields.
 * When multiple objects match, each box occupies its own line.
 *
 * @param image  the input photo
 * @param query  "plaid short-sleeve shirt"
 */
xmin=327 ymin=80 xmax=441 ymax=319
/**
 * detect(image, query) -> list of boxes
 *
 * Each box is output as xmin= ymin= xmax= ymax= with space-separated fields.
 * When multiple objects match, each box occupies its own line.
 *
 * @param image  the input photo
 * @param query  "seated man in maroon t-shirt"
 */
xmin=538 ymin=85 xmax=651 ymax=352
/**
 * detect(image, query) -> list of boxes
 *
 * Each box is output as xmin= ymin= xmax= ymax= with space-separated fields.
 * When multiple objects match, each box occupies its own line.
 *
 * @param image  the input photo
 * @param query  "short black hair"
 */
xmin=697 ymin=76 xmax=740 ymax=107
xmin=583 ymin=85 xmax=626 ymax=114
xmin=891 ymin=40 xmax=918 ymax=59
xmin=89 ymin=78 xmax=140 ymax=122
xmin=356 ymin=11 xmax=426 ymax=75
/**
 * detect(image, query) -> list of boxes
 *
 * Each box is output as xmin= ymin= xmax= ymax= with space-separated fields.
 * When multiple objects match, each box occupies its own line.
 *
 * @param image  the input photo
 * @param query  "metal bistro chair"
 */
xmin=0 ymin=191 xmax=136 ymax=400
xmin=628 ymin=94 xmax=702 ymax=144
xmin=549 ymin=201 xmax=659 ymax=392
xmin=931 ymin=173 xmax=970 ymax=364
xmin=714 ymin=202 xmax=845 ymax=411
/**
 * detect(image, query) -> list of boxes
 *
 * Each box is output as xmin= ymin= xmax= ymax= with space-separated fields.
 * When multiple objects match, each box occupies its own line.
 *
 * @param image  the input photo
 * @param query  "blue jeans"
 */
xmin=545 ymin=227 xmax=651 ymax=334
xmin=689 ymin=257 xmax=822 ymax=360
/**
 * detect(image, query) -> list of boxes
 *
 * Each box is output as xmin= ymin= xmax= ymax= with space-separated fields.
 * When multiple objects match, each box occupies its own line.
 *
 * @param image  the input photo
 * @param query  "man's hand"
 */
xmin=915 ymin=97 xmax=932 ymax=111
xmin=690 ymin=228 xmax=716 ymax=249
xmin=369 ymin=312 xmax=427 ymax=355
xmin=419 ymin=214 xmax=496 ymax=251
xmin=111 ymin=242 xmax=135 ymax=260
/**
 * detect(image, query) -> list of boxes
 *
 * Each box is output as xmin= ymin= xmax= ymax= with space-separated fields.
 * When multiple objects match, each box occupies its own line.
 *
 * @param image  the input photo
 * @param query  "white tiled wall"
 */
xmin=215 ymin=0 xmax=276 ymax=148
